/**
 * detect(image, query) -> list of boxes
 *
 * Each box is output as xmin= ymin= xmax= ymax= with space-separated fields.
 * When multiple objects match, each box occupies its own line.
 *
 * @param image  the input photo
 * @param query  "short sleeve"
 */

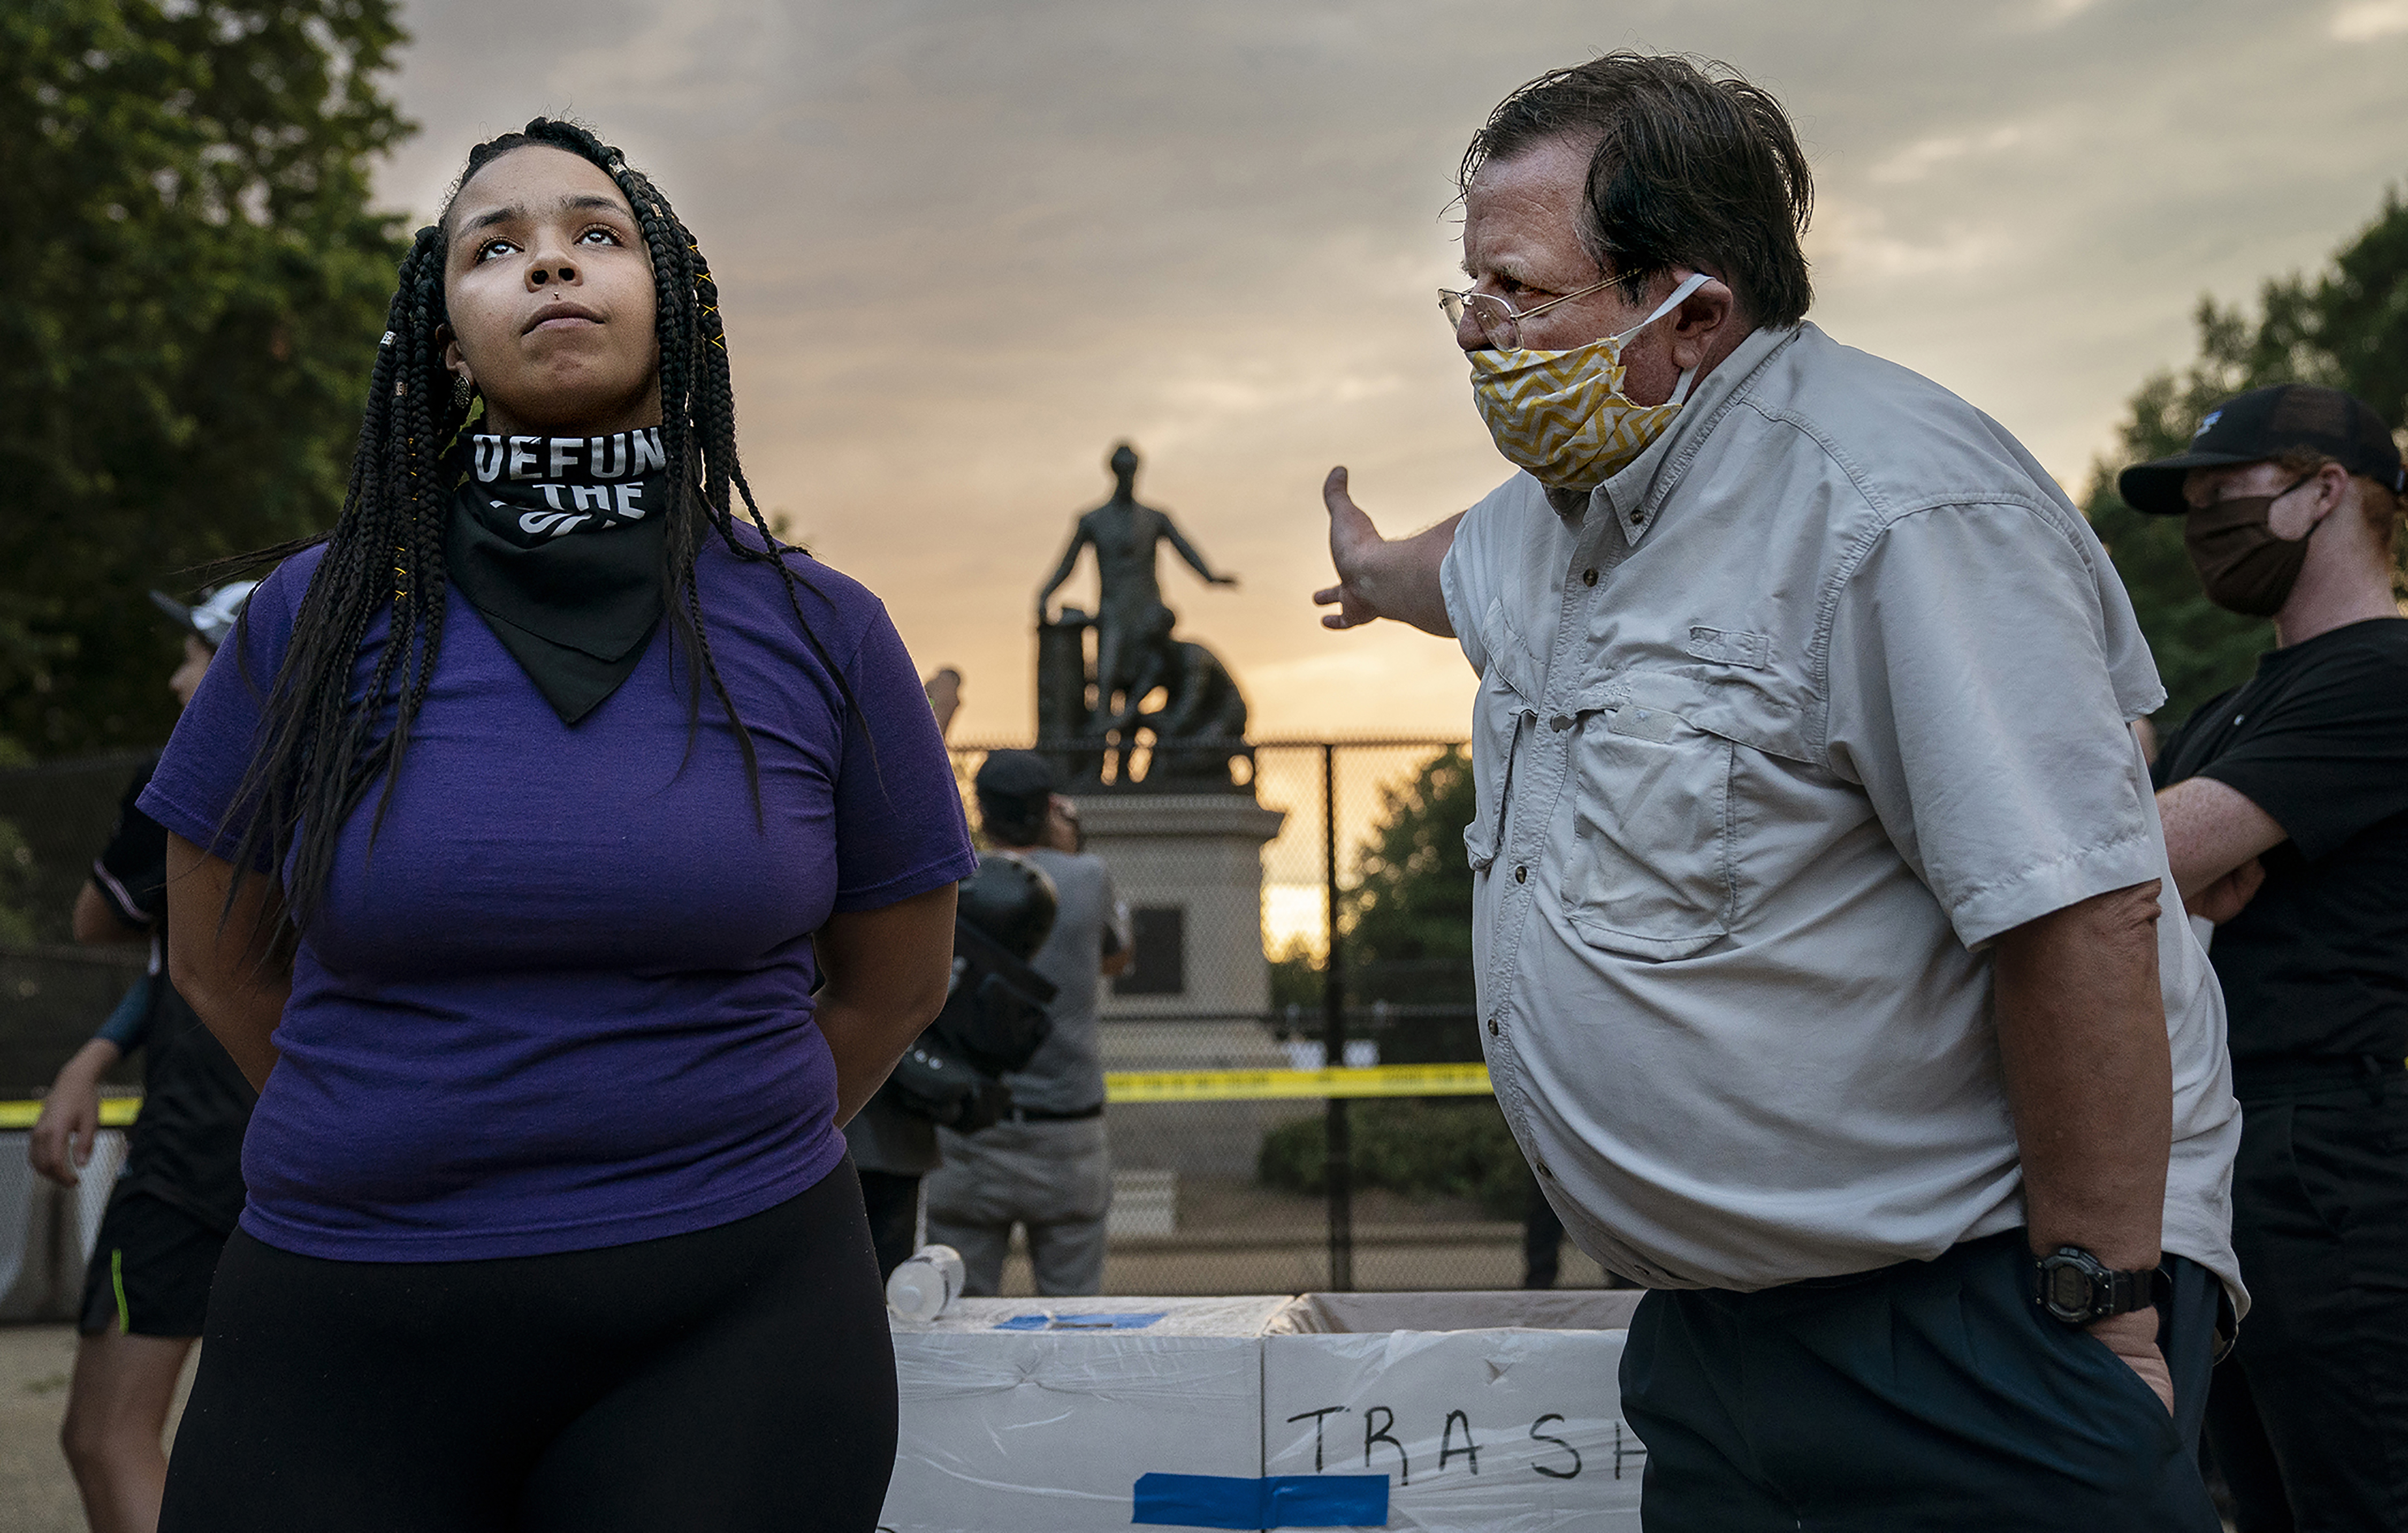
xmin=92 ymin=764 xmax=167 ymax=925
xmin=1824 ymin=504 xmax=2161 ymax=948
xmin=828 ymin=604 xmax=978 ymax=913
xmin=1442 ymin=476 xmax=1538 ymax=679
xmin=1439 ymin=532 xmax=1490 ymax=677
xmin=138 ymin=550 xmax=310 ymax=863
xmin=1098 ymin=865 xmax=1132 ymax=954
xmin=2196 ymin=637 xmax=2408 ymax=862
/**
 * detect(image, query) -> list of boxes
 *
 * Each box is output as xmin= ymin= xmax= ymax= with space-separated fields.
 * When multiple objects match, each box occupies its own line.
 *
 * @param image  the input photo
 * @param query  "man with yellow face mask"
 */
xmin=1314 ymin=53 xmax=2239 ymax=1529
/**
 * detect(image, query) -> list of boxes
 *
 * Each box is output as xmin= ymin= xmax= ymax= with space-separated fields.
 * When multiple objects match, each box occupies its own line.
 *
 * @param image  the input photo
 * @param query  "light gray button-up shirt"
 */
xmin=1441 ymin=322 xmax=2242 ymax=1301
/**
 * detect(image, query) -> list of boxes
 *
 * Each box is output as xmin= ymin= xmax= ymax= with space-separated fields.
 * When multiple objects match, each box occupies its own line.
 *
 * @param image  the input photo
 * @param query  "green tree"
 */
xmin=1269 ymin=746 xmax=1481 ymax=1061
xmin=1344 ymin=744 xmax=1476 ymax=990
xmin=2085 ymin=188 xmax=2408 ymax=727
xmin=0 ymin=0 xmax=412 ymax=760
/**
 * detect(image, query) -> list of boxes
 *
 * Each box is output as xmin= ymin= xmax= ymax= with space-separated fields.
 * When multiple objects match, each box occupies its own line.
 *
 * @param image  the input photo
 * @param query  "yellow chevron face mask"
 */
xmin=1469 ymin=272 xmax=1711 ymax=491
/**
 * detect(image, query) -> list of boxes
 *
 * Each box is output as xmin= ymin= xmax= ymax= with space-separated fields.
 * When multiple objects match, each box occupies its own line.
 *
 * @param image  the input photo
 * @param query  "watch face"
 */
xmin=2045 ymin=1262 xmax=2093 ymax=1317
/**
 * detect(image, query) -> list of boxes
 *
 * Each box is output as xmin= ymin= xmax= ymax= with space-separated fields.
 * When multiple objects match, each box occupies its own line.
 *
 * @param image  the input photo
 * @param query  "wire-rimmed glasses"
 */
xmin=1438 ymin=277 xmax=1618 ymax=351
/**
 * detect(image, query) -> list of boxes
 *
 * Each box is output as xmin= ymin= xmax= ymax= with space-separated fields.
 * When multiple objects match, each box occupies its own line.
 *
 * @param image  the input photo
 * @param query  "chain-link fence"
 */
xmin=950 ymin=739 xmax=1615 ymax=1297
xmin=0 ymin=752 xmax=152 ymax=1092
xmin=2 ymin=745 xmax=1611 ymax=1297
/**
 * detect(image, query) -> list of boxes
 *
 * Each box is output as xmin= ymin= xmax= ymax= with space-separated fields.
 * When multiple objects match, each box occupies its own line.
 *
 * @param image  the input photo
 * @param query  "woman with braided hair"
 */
xmin=142 ymin=120 xmax=973 ymax=1530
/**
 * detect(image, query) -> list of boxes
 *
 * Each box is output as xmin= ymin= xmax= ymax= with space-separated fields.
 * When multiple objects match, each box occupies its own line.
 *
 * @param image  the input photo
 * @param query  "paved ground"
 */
xmin=2 ymin=1323 xmax=200 ymax=1533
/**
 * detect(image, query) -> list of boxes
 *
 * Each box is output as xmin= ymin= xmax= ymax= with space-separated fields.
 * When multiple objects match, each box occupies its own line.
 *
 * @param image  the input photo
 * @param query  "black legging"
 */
xmin=159 ymin=1164 xmax=896 ymax=1532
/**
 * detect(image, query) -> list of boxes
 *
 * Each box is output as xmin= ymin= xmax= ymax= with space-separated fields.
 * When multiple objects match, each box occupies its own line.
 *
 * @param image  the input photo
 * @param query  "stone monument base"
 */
xmin=1071 ymin=793 xmax=1285 ymax=1021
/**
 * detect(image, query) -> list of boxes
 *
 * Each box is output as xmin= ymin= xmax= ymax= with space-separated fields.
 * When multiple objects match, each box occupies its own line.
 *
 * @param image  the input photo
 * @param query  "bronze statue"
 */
xmin=1095 ymin=604 xmax=1249 ymax=784
xmin=1035 ymin=444 xmax=1252 ymax=791
xmin=1037 ymin=443 xmax=1236 ymax=738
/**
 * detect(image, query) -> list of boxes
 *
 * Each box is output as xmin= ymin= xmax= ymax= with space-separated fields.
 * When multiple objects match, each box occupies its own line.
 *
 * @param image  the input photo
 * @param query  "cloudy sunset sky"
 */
xmin=376 ymin=0 xmax=2408 ymax=743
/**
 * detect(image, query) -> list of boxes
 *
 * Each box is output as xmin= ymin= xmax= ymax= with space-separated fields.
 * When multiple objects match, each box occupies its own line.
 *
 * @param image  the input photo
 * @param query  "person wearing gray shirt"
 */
xmin=1311 ymin=53 xmax=2238 ymax=1530
xmin=925 ymin=751 xmax=1133 ymax=1295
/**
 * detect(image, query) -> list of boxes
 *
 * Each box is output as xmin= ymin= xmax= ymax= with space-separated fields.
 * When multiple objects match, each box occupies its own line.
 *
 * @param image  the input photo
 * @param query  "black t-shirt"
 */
xmin=94 ymin=757 xmax=257 ymax=1233
xmin=2152 ymin=618 xmax=2408 ymax=1070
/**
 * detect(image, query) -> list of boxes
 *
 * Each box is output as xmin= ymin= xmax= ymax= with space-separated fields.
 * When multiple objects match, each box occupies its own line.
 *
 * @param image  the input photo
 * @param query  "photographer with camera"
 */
xmin=924 ymin=752 xmax=1132 ymax=1297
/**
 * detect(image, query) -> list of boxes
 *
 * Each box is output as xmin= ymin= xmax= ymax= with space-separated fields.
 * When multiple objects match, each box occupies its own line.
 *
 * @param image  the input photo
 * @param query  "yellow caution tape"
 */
xmin=0 ymin=1068 xmax=1492 ymax=1127
xmin=1104 ymin=1063 xmax=1492 ymax=1103
xmin=0 ymin=1098 xmax=143 ymax=1130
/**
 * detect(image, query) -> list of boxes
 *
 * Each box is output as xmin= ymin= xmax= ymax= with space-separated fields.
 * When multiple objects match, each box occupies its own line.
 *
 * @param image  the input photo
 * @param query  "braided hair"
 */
xmin=222 ymin=118 xmax=857 ymax=936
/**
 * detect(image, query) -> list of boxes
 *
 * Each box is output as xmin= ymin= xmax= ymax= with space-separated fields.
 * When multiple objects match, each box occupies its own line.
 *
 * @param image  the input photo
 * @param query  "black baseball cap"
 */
xmin=2118 ymin=384 xmax=2406 ymax=516
xmin=973 ymin=749 xmax=1056 ymax=801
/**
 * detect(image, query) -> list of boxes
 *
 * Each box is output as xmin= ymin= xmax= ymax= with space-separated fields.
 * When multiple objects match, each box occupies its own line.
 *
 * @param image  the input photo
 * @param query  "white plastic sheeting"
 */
xmin=0 ymin=1127 xmax=125 ymax=1320
xmin=882 ymin=1290 xmax=1645 ymax=1532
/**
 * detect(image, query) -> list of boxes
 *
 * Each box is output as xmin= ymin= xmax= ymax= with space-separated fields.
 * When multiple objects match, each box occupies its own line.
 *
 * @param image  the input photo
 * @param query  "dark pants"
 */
xmin=856 ymin=1166 xmax=922 ymax=1281
xmin=159 ymin=1167 xmax=897 ymax=1533
xmin=1621 ymin=1230 xmax=2222 ymax=1531
xmin=2205 ymin=1071 xmax=2408 ymax=1533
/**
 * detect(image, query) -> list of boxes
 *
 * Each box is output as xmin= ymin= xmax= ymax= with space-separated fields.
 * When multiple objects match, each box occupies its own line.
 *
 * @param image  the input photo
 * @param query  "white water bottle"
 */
xmin=886 ymin=1244 xmax=965 ymax=1322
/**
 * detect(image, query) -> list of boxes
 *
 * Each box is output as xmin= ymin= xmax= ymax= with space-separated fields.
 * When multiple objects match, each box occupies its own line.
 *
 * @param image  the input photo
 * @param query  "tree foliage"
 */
xmin=2085 ymin=188 xmax=2408 ymax=726
xmin=1343 ymin=744 xmax=1476 ymax=986
xmin=1269 ymin=745 xmax=1478 ymax=1014
xmin=0 ymin=0 xmax=411 ymax=759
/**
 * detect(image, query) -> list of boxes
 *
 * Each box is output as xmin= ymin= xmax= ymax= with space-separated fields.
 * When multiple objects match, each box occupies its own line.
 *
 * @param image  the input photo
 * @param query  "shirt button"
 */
xmin=1514 ymin=864 xmax=1528 ymax=883
xmin=1487 ymin=1017 xmax=1499 ymax=1037
xmin=1630 ymin=510 xmax=1647 ymax=525
xmin=1537 ymin=1160 xmax=1554 ymax=1179
xmin=1582 ymin=568 xmax=1598 ymax=587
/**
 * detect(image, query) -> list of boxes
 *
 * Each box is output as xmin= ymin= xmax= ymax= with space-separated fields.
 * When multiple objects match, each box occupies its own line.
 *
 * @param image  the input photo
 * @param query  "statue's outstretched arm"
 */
xmin=1036 ymin=525 xmax=1093 ymax=616
xmin=1162 ymin=515 xmax=1238 ymax=588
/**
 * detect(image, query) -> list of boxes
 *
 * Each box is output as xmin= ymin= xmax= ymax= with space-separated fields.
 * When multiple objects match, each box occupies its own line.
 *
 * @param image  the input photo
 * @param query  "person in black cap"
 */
xmin=923 ymin=750 xmax=1133 ymax=1295
xmin=2122 ymin=383 xmax=2408 ymax=1533
xmin=27 ymin=582 xmax=258 ymax=1533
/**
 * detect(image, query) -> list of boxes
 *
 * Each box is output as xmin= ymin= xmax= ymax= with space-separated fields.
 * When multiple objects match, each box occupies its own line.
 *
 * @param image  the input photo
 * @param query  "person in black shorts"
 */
xmin=2121 ymin=383 xmax=2408 ymax=1532
xmin=28 ymin=582 xmax=258 ymax=1533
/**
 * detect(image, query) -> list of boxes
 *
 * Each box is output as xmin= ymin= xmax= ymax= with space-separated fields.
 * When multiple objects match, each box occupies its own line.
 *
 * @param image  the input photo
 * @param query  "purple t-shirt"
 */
xmin=140 ymin=535 xmax=974 ymax=1261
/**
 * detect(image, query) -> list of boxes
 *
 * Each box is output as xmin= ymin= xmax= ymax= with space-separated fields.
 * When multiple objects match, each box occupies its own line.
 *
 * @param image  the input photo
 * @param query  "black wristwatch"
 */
xmin=2031 ymin=1246 xmax=2169 ymax=1326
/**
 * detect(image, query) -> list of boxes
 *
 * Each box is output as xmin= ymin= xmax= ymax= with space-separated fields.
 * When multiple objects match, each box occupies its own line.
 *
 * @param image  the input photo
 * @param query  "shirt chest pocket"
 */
xmin=1561 ymin=678 xmax=1738 ymax=961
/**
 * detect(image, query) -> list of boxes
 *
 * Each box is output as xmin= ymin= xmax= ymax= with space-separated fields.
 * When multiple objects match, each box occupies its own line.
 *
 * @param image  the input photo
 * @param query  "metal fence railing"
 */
xmin=2 ymin=745 xmax=1611 ymax=1296
xmin=948 ymin=739 xmax=1614 ymax=1297
xmin=0 ymin=752 xmax=153 ymax=1091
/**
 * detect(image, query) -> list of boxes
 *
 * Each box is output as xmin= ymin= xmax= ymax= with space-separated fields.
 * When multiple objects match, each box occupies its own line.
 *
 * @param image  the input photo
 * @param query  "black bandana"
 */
xmin=445 ymin=428 xmax=672 ymax=724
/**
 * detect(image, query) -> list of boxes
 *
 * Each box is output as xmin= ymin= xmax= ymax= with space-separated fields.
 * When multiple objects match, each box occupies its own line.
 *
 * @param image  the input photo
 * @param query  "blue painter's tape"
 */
xmin=994 ymin=1311 xmax=1168 ymax=1331
xmin=1131 ymin=1472 xmax=1388 ymax=1529
xmin=1132 ymin=1473 xmax=1260 ymax=1529
xmin=1264 ymin=1475 xmax=1388 ymax=1526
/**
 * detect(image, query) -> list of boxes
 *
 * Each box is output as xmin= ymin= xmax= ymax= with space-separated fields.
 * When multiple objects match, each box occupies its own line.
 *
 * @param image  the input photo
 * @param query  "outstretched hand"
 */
xmin=1314 ymin=467 xmax=1386 ymax=630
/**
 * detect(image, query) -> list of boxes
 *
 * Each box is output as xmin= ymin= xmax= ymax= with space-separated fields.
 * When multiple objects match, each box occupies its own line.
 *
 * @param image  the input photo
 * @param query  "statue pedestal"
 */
xmin=1071 ymin=793 xmax=1286 ymax=1020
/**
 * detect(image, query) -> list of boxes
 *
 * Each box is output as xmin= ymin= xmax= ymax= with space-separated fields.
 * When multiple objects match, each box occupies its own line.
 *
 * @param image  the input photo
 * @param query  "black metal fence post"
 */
xmin=1321 ymin=741 xmax=1353 ymax=1291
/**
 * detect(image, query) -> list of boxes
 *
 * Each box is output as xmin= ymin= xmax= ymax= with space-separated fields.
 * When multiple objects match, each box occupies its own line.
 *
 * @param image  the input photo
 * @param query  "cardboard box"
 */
xmin=1262 ymin=1292 xmax=1643 ymax=1532
xmin=882 ymin=1290 xmax=1646 ymax=1533
xmin=885 ymin=1295 xmax=1290 ymax=1533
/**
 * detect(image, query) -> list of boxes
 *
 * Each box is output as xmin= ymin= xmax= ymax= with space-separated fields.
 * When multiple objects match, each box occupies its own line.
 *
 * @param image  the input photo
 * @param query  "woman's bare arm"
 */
xmin=811 ymin=882 xmax=959 ymax=1127
xmin=164 ymin=833 xmax=291 ymax=1092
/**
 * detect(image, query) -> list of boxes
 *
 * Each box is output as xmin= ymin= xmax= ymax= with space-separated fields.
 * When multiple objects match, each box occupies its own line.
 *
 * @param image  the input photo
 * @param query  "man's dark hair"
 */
xmin=1461 ymin=53 xmax=1813 ymax=329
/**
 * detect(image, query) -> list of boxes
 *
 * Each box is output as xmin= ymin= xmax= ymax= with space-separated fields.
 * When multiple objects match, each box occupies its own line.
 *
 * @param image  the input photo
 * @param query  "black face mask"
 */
xmin=2183 ymin=475 xmax=2316 ymax=618
xmin=445 ymin=428 xmax=672 ymax=724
